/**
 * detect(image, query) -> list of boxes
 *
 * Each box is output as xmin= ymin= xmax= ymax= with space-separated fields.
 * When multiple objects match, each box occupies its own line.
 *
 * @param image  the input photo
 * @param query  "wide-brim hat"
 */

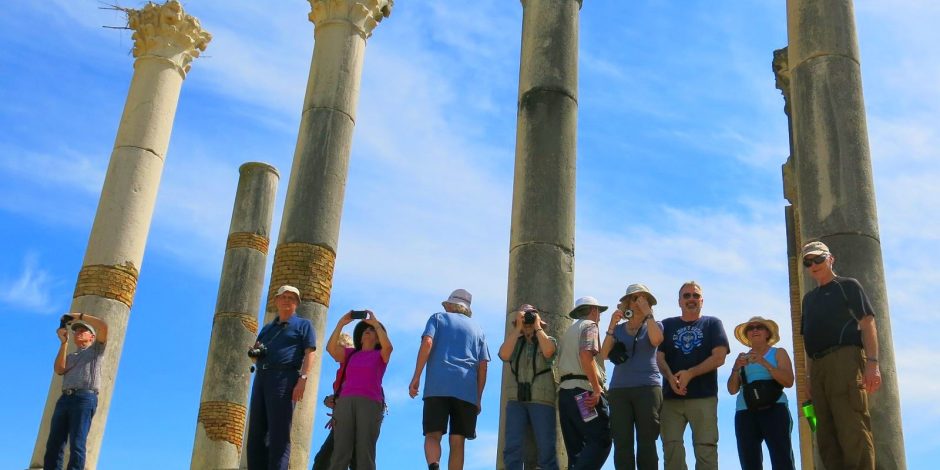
xmin=70 ymin=321 xmax=97 ymax=337
xmin=734 ymin=316 xmax=780 ymax=347
xmin=801 ymin=241 xmax=830 ymax=258
xmin=568 ymin=296 xmax=608 ymax=319
xmin=442 ymin=288 xmax=472 ymax=314
xmin=275 ymin=285 xmax=302 ymax=301
xmin=619 ymin=283 xmax=658 ymax=306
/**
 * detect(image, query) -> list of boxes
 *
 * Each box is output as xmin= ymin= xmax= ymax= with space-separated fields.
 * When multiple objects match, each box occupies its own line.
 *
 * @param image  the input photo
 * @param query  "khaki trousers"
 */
xmin=660 ymin=396 xmax=719 ymax=470
xmin=810 ymin=346 xmax=875 ymax=470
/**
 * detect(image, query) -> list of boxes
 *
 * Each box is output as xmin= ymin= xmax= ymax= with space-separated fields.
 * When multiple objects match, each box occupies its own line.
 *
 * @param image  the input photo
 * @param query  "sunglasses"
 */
xmin=745 ymin=324 xmax=767 ymax=332
xmin=681 ymin=292 xmax=702 ymax=300
xmin=802 ymin=254 xmax=828 ymax=268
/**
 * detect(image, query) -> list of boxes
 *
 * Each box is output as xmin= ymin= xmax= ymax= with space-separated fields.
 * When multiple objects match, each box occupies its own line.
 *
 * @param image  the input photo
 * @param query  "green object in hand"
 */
xmin=801 ymin=400 xmax=817 ymax=432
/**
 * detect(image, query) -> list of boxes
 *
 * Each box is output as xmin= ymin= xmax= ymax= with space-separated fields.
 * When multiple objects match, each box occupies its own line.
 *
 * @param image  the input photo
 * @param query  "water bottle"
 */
xmin=801 ymin=400 xmax=817 ymax=432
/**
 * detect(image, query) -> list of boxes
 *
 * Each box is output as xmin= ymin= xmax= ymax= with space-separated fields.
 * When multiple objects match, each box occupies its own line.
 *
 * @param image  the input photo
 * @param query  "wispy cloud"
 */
xmin=0 ymin=252 xmax=59 ymax=314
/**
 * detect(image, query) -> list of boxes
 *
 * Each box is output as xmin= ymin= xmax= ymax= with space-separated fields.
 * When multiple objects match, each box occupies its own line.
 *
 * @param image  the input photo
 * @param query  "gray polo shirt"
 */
xmin=62 ymin=341 xmax=106 ymax=391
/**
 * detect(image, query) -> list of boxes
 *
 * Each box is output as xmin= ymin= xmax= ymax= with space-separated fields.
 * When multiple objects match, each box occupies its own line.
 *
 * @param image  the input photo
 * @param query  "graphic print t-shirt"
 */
xmin=660 ymin=316 xmax=729 ymax=399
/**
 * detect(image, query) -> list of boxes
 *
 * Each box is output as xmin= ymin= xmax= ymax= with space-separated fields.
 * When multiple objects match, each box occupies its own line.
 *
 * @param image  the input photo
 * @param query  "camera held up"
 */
xmin=59 ymin=314 xmax=72 ymax=330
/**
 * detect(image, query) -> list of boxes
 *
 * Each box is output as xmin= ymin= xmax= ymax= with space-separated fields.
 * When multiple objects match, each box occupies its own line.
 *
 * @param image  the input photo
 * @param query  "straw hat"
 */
xmin=733 ymin=316 xmax=780 ymax=347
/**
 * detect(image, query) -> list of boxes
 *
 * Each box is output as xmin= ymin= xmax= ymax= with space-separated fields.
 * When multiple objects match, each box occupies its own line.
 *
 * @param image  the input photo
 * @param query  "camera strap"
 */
xmin=510 ymin=336 xmax=552 ymax=383
xmin=335 ymin=350 xmax=358 ymax=399
xmin=257 ymin=319 xmax=289 ymax=346
xmin=615 ymin=321 xmax=644 ymax=360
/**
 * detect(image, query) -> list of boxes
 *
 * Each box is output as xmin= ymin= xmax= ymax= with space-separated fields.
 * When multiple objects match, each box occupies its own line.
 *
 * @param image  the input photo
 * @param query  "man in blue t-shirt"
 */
xmin=656 ymin=282 xmax=729 ymax=470
xmin=246 ymin=285 xmax=317 ymax=470
xmin=409 ymin=288 xmax=490 ymax=470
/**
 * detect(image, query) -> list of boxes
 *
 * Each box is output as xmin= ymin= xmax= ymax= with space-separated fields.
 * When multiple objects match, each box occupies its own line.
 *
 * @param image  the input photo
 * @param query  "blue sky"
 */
xmin=3 ymin=1 xmax=938 ymax=468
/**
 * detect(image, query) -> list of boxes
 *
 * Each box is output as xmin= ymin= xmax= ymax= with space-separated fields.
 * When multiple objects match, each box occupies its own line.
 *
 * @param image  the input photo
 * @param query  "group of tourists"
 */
xmin=42 ymin=239 xmax=883 ymax=470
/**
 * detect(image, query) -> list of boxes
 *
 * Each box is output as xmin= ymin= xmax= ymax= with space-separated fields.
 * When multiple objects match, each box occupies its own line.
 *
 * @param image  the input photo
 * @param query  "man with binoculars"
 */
xmin=43 ymin=311 xmax=109 ymax=470
xmin=246 ymin=285 xmax=317 ymax=470
xmin=497 ymin=304 xmax=559 ymax=470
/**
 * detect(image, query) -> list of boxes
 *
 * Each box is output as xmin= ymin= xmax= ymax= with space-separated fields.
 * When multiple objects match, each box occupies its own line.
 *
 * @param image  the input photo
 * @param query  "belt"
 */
xmin=810 ymin=345 xmax=851 ymax=360
xmin=559 ymin=374 xmax=587 ymax=383
xmin=259 ymin=363 xmax=300 ymax=371
xmin=63 ymin=388 xmax=98 ymax=396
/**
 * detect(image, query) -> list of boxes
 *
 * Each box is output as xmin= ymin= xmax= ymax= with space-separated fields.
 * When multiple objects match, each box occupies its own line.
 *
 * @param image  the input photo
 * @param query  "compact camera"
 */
xmin=59 ymin=314 xmax=71 ymax=329
xmin=623 ymin=309 xmax=635 ymax=320
xmin=517 ymin=382 xmax=532 ymax=402
xmin=247 ymin=343 xmax=268 ymax=359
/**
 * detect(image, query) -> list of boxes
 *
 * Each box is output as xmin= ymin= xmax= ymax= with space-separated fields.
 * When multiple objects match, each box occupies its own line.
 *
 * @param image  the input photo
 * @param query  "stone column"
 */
xmin=191 ymin=163 xmax=278 ymax=470
xmin=28 ymin=2 xmax=209 ymax=469
xmin=498 ymin=1 xmax=581 ymax=468
xmin=774 ymin=47 xmax=815 ymax=470
xmin=253 ymin=2 xmax=391 ymax=469
xmin=786 ymin=1 xmax=906 ymax=467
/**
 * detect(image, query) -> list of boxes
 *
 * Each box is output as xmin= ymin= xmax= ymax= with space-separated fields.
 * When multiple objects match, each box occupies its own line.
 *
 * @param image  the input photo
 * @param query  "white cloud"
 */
xmin=0 ymin=252 xmax=59 ymax=314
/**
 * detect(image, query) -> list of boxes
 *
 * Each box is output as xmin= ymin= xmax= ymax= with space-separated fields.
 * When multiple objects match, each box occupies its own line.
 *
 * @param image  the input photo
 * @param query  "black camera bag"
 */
xmin=740 ymin=367 xmax=783 ymax=411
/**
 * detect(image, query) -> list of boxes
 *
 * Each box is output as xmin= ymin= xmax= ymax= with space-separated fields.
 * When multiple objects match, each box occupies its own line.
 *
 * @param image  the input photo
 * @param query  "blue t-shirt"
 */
xmin=256 ymin=314 xmax=317 ymax=368
xmin=609 ymin=321 xmax=663 ymax=389
xmin=660 ymin=315 xmax=729 ymax=399
xmin=735 ymin=347 xmax=788 ymax=411
xmin=422 ymin=312 xmax=491 ymax=405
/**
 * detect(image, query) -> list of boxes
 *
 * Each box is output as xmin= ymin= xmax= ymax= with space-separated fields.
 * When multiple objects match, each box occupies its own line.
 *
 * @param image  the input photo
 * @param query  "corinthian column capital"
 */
xmin=308 ymin=0 xmax=393 ymax=38
xmin=127 ymin=0 xmax=212 ymax=77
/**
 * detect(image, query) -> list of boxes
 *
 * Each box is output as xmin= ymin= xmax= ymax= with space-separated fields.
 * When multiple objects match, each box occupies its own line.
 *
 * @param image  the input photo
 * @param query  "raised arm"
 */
xmin=599 ymin=310 xmax=624 ymax=360
xmin=498 ymin=311 xmax=524 ymax=361
xmin=364 ymin=311 xmax=393 ymax=363
xmin=72 ymin=312 xmax=108 ymax=343
xmin=326 ymin=312 xmax=353 ymax=363
xmin=53 ymin=328 xmax=68 ymax=375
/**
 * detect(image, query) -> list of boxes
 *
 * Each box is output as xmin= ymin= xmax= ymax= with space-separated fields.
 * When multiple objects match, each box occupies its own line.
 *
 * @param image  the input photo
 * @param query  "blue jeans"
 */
xmin=247 ymin=369 xmax=298 ymax=470
xmin=734 ymin=404 xmax=795 ymax=470
xmin=44 ymin=390 xmax=98 ymax=470
xmin=558 ymin=387 xmax=611 ymax=470
xmin=503 ymin=400 xmax=559 ymax=470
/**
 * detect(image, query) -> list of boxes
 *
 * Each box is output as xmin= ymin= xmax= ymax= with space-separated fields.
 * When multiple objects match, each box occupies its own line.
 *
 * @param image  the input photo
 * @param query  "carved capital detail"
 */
xmin=308 ymin=0 xmax=393 ymax=39
xmin=772 ymin=47 xmax=791 ymax=117
xmin=126 ymin=0 xmax=212 ymax=76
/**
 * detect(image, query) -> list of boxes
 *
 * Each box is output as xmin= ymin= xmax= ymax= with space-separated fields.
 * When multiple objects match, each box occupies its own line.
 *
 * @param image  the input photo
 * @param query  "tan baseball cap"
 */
xmin=801 ymin=241 xmax=830 ymax=258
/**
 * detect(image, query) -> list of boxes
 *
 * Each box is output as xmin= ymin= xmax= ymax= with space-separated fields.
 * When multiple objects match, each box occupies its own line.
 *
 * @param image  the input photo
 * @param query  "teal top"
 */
xmin=735 ymin=347 xmax=788 ymax=411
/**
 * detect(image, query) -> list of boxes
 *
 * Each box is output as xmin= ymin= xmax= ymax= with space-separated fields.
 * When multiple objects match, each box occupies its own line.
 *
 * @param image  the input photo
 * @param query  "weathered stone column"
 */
xmin=191 ymin=163 xmax=278 ymax=470
xmin=27 ymin=2 xmax=210 ymax=468
xmin=774 ymin=47 xmax=816 ymax=470
xmin=253 ymin=2 xmax=391 ymax=469
xmin=786 ymin=1 xmax=906 ymax=467
xmin=498 ymin=1 xmax=581 ymax=468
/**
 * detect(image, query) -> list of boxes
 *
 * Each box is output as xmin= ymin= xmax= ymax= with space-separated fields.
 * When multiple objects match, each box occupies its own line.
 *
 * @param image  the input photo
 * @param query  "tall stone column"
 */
xmin=498 ymin=0 xmax=581 ymax=468
xmin=774 ymin=47 xmax=815 ymax=470
xmin=253 ymin=2 xmax=391 ymax=469
xmin=27 ymin=2 xmax=210 ymax=468
xmin=786 ymin=1 xmax=906 ymax=467
xmin=191 ymin=163 xmax=278 ymax=470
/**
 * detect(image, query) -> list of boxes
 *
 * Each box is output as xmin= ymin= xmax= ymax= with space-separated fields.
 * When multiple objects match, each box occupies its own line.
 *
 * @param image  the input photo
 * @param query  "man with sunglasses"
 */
xmin=800 ymin=241 xmax=880 ymax=470
xmin=656 ymin=282 xmax=729 ymax=470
